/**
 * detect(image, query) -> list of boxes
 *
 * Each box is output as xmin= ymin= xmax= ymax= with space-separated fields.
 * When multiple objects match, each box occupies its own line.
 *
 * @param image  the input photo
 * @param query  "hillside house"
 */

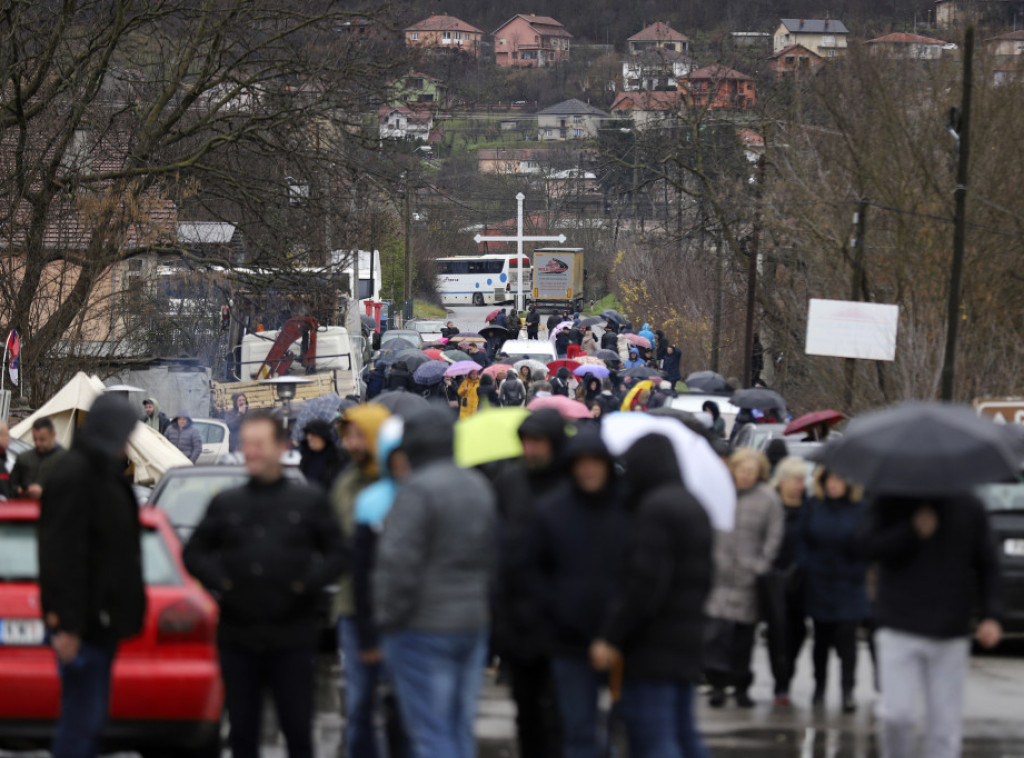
xmin=681 ymin=64 xmax=756 ymax=110
xmin=865 ymin=32 xmax=949 ymax=59
xmin=494 ymin=15 xmax=572 ymax=68
xmin=537 ymin=99 xmax=608 ymax=140
xmin=627 ymin=22 xmax=690 ymax=55
xmin=987 ymin=29 xmax=1024 ymax=57
xmin=609 ymin=91 xmax=682 ymax=128
xmin=378 ymin=106 xmax=433 ymax=141
xmin=477 ymin=149 xmax=544 ymax=174
xmin=768 ymin=44 xmax=825 ymax=80
xmin=388 ymin=72 xmax=449 ymax=108
xmin=404 ymin=15 xmax=484 ymax=59
xmin=773 ymin=18 xmax=850 ymax=57
xmin=935 ymin=0 xmax=1024 ymax=29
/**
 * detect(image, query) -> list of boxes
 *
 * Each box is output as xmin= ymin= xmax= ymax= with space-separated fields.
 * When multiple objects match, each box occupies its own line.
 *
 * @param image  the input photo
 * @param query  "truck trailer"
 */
xmin=532 ymin=248 xmax=585 ymax=313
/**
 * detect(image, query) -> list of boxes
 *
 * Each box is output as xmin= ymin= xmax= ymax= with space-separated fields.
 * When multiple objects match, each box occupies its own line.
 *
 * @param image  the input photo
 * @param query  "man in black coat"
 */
xmin=525 ymin=306 xmax=541 ymax=340
xmin=591 ymin=433 xmax=713 ymax=758
xmin=856 ymin=495 xmax=1002 ymax=758
xmin=600 ymin=326 xmax=618 ymax=351
xmin=39 ymin=394 xmax=145 ymax=758
xmin=525 ymin=429 xmax=631 ymax=758
xmin=184 ymin=411 xmax=348 ymax=758
xmin=492 ymin=410 xmax=568 ymax=758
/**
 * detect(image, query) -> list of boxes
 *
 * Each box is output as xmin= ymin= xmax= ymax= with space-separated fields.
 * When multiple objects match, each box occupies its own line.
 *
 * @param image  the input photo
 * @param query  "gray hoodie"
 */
xmin=373 ymin=407 xmax=497 ymax=633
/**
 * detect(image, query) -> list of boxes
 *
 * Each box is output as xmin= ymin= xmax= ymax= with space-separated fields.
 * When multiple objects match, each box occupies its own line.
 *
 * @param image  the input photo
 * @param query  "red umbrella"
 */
xmin=423 ymin=348 xmax=447 ymax=361
xmin=785 ymin=409 xmax=846 ymax=436
xmin=484 ymin=309 xmax=501 ymax=322
xmin=625 ymin=333 xmax=651 ymax=349
xmin=484 ymin=363 xmax=515 ymax=379
xmin=547 ymin=359 xmax=581 ymax=375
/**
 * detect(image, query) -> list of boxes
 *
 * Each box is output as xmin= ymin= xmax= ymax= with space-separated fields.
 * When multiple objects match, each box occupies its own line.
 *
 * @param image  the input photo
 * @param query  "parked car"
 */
xmin=0 ymin=501 xmax=223 ymax=756
xmin=668 ymin=393 xmax=743 ymax=436
xmin=191 ymin=419 xmax=230 ymax=465
xmin=149 ymin=464 xmax=305 ymax=542
xmin=731 ymin=421 xmax=833 ymax=460
xmin=975 ymin=482 xmax=1024 ymax=635
xmin=499 ymin=338 xmax=557 ymax=364
xmin=379 ymin=329 xmax=423 ymax=349
xmin=407 ymin=319 xmax=447 ymax=343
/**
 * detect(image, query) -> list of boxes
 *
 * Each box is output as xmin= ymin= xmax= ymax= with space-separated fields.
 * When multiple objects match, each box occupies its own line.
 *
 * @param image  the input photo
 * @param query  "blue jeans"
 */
xmin=382 ymin=628 xmax=487 ymax=758
xmin=551 ymin=656 xmax=605 ymax=758
xmin=339 ymin=617 xmax=382 ymax=758
xmin=52 ymin=641 xmax=116 ymax=758
xmin=619 ymin=681 xmax=709 ymax=758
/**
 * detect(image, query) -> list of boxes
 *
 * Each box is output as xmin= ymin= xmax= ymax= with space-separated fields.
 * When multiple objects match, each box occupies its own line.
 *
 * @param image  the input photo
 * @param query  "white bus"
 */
xmin=434 ymin=255 xmax=532 ymax=306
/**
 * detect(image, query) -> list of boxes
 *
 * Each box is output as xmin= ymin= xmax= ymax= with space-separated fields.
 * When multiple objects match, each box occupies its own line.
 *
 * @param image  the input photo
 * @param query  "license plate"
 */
xmin=0 ymin=619 xmax=45 ymax=646
xmin=1004 ymin=539 xmax=1024 ymax=558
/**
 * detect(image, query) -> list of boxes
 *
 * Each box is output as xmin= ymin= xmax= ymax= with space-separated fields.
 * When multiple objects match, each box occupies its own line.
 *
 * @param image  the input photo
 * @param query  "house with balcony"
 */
xmin=773 ymin=18 xmax=850 ymax=57
xmin=388 ymin=72 xmax=449 ymax=109
xmin=537 ymin=99 xmax=608 ymax=140
xmin=864 ymin=32 xmax=950 ymax=59
xmin=622 ymin=22 xmax=694 ymax=91
xmin=627 ymin=21 xmax=690 ymax=55
xmin=768 ymin=44 xmax=825 ymax=80
xmin=494 ymin=15 xmax=572 ymax=68
xmin=681 ymin=64 xmax=756 ymax=110
xmin=378 ymin=106 xmax=434 ymax=141
xmin=404 ymin=14 xmax=484 ymax=59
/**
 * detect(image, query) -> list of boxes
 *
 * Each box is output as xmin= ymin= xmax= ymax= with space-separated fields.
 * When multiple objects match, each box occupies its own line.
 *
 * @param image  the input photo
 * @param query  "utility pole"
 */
xmin=711 ymin=227 xmax=724 ymax=373
xmin=941 ymin=25 xmax=974 ymax=401
xmin=844 ymin=198 xmax=869 ymax=409
xmin=742 ymin=156 xmax=766 ymax=388
xmin=403 ymin=170 xmax=412 ymax=323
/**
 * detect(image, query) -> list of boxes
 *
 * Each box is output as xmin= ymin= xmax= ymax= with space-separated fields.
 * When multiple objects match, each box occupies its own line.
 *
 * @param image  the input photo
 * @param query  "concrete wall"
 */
xmin=104 ymin=366 xmax=213 ymax=420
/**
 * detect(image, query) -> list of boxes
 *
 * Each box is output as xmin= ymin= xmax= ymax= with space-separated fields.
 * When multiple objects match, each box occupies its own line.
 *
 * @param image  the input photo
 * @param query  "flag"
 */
xmin=5 ymin=330 xmax=19 ymax=386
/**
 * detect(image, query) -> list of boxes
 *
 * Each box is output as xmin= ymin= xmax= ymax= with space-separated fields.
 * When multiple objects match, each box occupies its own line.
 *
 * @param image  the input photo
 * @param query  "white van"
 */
xmin=499 ymin=339 xmax=557 ymax=363
xmin=668 ymin=393 xmax=742 ymax=435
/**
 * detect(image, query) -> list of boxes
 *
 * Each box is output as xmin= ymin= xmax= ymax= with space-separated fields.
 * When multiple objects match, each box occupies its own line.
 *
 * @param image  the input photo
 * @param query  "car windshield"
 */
xmin=194 ymin=421 xmax=225 ymax=444
xmin=382 ymin=331 xmax=419 ymax=344
xmin=154 ymin=472 xmax=250 ymax=530
xmin=0 ymin=523 xmax=181 ymax=585
xmin=413 ymin=321 xmax=445 ymax=333
xmin=976 ymin=482 xmax=1024 ymax=511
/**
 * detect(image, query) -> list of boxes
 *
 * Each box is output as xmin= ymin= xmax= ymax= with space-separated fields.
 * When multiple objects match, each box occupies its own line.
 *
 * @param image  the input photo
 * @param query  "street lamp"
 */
xmin=260 ymin=375 xmax=313 ymax=426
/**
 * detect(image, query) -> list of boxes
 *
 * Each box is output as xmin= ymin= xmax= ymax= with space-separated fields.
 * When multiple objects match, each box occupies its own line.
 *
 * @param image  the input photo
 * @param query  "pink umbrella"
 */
xmin=549 ymin=321 xmax=574 ymax=340
xmin=575 ymin=355 xmax=606 ymax=366
xmin=484 ymin=363 xmax=515 ymax=379
xmin=625 ymin=333 xmax=651 ymax=349
xmin=445 ymin=361 xmax=482 ymax=377
xmin=528 ymin=394 xmax=592 ymax=420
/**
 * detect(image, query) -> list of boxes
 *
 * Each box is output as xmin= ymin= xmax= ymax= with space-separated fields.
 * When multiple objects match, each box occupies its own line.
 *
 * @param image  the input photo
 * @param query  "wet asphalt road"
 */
xmin=6 ymin=639 xmax=1024 ymax=757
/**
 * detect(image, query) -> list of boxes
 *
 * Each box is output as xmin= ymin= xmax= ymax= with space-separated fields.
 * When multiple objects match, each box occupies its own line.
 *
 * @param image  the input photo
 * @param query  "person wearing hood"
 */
xmin=581 ymin=328 xmax=599 ymax=356
xmin=638 ymin=323 xmax=657 ymax=359
xmin=164 ymin=411 xmax=202 ymax=463
xmin=457 ymin=371 xmax=481 ymax=419
xmin=39 ymin=394 xmax=145 ymax=758
xmin=581 ymin=377 xmax=603 ymax=406
xmin=299 ymin=419 xmax=347 ymax=492
xmin=330 ymin=403 xmax=392 ymax=758
xmin=478 ymin=373 xmax=500 ymax=408
xmin=765 ymin=438 xmax=789 ymax=473
xmin=526 ymin=306 xmax=541 ymax=340
xmin=374 ymin=408 xmax=498 ymax=758
xmin=551 ymin=367 xmax=571 ymax=397
xmin=703 ymin=401 xmax=726 ymax=440
xmin=590 ymin=434 xmax=713 ymax=758
xmin=184 ymin=410 xmax=347 ymax=758
xmin=499 ymin=370 xmax=528 ymax=407
xmin=661 ymin=345 xmax=682 ymax=386
xmin=624 ymin=350 xmax=645 ymax=370
xmin=705 ymin=448 xmax=784 ymax=708
xmin=655 ymin=330 xmax=668 ymax=362
xmin=225 ymin=392 xmax=249 ymax=452
xmin=140 ymin=397 xmax=169 ymax=434
xmin=492 ymin=410 xmax=569 ymax=758
xmin=554 ymin=329 xmax=570 ymax=359
xmin=387 ymin=363 xmax=415 ymax=393
xmin=366 ymin=361 xmax=388 ymax=400
xmin=524 ymin=429 xmax=631 ymax=758
xmin=352 ymin=418 xmax=411 ymax=758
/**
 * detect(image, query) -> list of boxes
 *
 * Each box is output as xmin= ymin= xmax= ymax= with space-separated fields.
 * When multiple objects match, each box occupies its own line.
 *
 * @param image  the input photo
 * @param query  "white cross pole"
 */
xmin=473 ymin=192 xmax=566 ymax=313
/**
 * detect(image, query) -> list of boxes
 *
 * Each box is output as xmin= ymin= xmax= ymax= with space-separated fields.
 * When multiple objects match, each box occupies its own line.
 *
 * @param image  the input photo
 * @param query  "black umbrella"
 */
xmin=359 ymin=314 xmax=377 ymax=331
xmin=580 ymin=316 xmax=604 ymax=327
xmin=686 ymin=371 xmax=733 ymax=394
xmin=371 ymin=389 xmax=432 ymax=418
xmin=821 ymin=402 xmax=1020 ymax=496
xmin=394 ymin=349 xmax=431 ymax=370
xmin=381 ymin=337 xmax=416 ymax=352
xmin=479 ymin=326 xmax=511 ymax=341
xmin=290 ymin=393 xmax=342 ymax=443
xmin=413 ymin=360 xmax=448 ymax=387
xmin=595 ymin=349 xmax=620 ymax=362
xmin=731 ymin=388 xmax=786 ymax=410
xmin=622 ymin=366 xmax=664 ymax=380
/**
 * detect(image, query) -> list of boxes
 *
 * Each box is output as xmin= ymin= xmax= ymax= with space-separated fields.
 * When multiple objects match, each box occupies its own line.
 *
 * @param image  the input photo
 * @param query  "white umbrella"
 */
xmin=514 ymin=359 xmax=549 ymax=379
xmin=601 ymin=412 xmax=736 ymax=531
xmin=549 ymin=321 xmax=574 ymax=340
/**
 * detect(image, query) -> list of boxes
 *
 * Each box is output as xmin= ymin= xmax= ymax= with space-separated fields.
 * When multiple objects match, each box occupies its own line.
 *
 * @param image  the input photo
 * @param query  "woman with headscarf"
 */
xmin=797 ymin=467 xmax=868 ymax=713
xmin=705 ymin=448 xmax=784 ymax=708
xmin=702 ymin=401 xmax=726 ymax=440
xmin=299 ymin=419 xmax=347 ymax=492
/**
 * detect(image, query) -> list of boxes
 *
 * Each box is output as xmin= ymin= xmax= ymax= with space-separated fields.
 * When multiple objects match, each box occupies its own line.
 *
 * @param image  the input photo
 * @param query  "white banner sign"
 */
xmin=805 ymin=298 xmax=899 ymax=361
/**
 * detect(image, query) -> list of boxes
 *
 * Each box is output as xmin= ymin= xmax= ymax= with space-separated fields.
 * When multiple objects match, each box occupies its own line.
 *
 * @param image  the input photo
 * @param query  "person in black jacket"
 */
xmin=857 ymin=494 xmax=1002 ymax=758
xmin=38 ymin=394 xmax=145 ymax=758
xmin=526 ymin=306 xmax=541 ymax=340
xmin=524 ymin=429 xmax=631 ymax=758
xmin=600 ymin=326 xmax=618 ymax=351
xmin=591 ymin=433 xmax=712 ymax=758
xmin=298 ymin=419 xmax=347 ymax=492
xmin=546 ymin=312 xmax=562 ymax=333
xmin=478 ymin=373 xmax=500 ymax=408
xmin=492 ymin=410 xmax=569 ymax=758
xmin=184 ymin=411 xmax=348 ymax=758
xmin=554 ymin=330 xmax=570 ymax=359
xmin=661 ymin=345 xmax=682 ymax=387
xmin=386 ymin=364 xmax=415 ymax=393
xmin=551 ymin=367 xmax=571 ymax=397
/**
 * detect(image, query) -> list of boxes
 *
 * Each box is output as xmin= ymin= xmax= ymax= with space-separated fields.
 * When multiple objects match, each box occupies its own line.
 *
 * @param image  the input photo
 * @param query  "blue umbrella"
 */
xmin=413 ymin=360 xmax=449 ymax=386
xmin=574 ymin=364 xmax=609 ymax=379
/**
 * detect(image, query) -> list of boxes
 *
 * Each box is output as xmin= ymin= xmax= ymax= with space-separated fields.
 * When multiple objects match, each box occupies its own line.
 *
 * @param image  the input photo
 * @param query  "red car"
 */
xmin=0 ymin=501 xmax=223 ymax=756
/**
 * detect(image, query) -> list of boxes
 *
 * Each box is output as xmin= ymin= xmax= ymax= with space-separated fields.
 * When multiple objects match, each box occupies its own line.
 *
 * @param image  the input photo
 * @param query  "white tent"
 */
xmin=11 ymin=372 xmax=192 ymax=485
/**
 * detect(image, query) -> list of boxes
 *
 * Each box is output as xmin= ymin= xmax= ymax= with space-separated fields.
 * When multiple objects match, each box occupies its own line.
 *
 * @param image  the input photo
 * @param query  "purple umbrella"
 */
xmin=445 ymin=360 xmax=482 ymax=377
xmin=574 ymin=364 xmax=609 ymax=379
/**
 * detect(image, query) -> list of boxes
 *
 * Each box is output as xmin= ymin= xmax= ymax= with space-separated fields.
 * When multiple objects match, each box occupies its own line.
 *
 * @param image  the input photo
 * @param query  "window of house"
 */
xmin=573 ymin=116 xmax=582 ymax=124
xmin=409 ymin=32 xmax=418 ymax=41
xmin=442 ymin=31 xmax=451 ymax=40
xmin=409 ymin=78 xmax=423 ymax=89
xmin=498 ymin=38 xmax=505 ymax=45
xmin=785 ymin=56 xmax=795 ymax=64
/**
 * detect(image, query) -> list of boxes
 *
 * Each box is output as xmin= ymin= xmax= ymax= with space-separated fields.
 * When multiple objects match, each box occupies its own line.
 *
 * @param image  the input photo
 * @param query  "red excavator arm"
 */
xmin=254 ymin=316 xmax=319 ymax=379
